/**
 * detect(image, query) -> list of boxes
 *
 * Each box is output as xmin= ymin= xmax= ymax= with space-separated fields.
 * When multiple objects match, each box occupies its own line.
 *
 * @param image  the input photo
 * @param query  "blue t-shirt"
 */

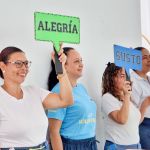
xmin=47 ymin=83 xmax=96 ymax=140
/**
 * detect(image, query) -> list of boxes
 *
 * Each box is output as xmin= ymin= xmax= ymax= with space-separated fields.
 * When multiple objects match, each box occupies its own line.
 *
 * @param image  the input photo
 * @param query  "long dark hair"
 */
xmin=0 ymin=46 xmax=24 ymax=79
xmin=47 ymin=47 xmax=74 ymax=91
xmin=102 ymin=62 xmax=122 ymax=100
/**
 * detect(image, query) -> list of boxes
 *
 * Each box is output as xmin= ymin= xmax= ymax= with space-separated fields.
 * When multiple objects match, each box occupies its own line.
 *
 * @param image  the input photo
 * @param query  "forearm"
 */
xmin=117 ymin=99 xmax=130 ymax=124
xmin=111 ymin=94 xmax=130 ymax=124
xmin=50 ymin=133 xmax=63 ymax=150
xmin=58 ymin=71 xmax=73 ymax=106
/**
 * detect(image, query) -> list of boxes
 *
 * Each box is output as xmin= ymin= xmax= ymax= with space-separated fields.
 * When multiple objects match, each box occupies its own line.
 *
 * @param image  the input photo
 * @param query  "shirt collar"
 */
xmin=131 ymin=70 xmax=150 ymax=81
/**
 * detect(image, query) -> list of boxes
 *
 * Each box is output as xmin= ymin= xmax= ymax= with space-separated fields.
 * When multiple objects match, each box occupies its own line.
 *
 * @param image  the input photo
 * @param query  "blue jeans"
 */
xmin=104 ymin=140 xmax=141 ymax=150
xmin=139 ymin=117 xmax=150 ymax=149
xmin=61 ymin=136 xmax=99 ymax=150
xmin=0 ymin=141 xmax=49 ymax=150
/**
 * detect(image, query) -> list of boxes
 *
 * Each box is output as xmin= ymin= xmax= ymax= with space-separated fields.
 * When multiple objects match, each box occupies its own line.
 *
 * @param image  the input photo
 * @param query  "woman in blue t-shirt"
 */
xmin=47 ymin=47 xmax=98 ymax=150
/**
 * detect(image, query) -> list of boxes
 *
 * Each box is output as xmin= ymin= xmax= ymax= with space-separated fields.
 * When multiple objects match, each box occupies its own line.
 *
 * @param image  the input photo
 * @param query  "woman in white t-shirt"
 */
xmin=0 ymin=46 xmax=73 ymax=149
xmin=101 ymin=62 xmax=150 ymax=150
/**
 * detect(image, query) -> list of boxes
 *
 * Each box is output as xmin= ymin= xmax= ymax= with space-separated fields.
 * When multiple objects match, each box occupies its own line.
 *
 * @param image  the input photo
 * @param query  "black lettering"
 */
xmin=131 ymin=55 xmax=135 ymax=63
xmin=136 ymin=56 xmax=141 ymax=64
xmin=57 ymin=23 xmax=62 ymax=32
xmin=45 ymin=21 xmax=50 ymax=31
xmin=126 ymin=54 xmax=130 ymax=62
xmin=51 ymin=22 xmax=56 ymax=31
xmin=121 ymin=52 xmax=125 ymax=61
xmin=72 ymin=25 xmax=78 ymax=34
xmin=63 ymin=23 xmax=68 ymax=32
xmin=38 ymin=21 xmax=44 ymax=30
xmin=69 ymin=20 xmax=72 ymax=33
xmin=116 ymin=51 xmax=121 ymax=60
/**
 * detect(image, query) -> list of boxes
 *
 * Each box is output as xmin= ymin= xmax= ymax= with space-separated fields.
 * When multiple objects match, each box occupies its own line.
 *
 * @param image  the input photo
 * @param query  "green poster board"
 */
xmin=34 ymin=12 xmax=80 ymax=53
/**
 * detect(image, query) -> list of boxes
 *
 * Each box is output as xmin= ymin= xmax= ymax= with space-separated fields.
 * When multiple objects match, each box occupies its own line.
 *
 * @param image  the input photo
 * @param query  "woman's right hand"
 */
xmin=51 ymin=43 xmax=67 ymax=74
xmin=123 ymin=81 xmax=132 ymax=97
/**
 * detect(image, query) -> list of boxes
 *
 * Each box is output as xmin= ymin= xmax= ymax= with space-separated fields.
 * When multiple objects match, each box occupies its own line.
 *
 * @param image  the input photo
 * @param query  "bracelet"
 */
xmin=57 ymin=73 xmax=66 ymax=80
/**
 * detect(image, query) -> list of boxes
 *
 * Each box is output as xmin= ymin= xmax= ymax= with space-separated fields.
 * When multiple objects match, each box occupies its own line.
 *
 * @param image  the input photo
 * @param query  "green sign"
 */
xmin=34 ymin=12 xmax=80 ymax=53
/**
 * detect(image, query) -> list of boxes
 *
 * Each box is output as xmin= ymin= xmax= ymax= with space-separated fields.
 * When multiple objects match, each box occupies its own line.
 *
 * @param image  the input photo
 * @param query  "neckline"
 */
xmin=132 ymin=71 xmax=149 ymax=81
xmin=0 ymin=86 xmax=24 ymax=101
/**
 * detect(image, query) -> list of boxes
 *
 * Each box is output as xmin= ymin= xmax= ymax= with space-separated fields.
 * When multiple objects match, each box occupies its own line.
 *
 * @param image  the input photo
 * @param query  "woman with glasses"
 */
xmin=0 ymin=46 xmax=73 ymax=149
xmin=47 ymin=47 xmax=98 ymax=150
xmin=101 ymin=62 xmax=150 ymax=150
xmin=131 ymin=47 xmax=150 ymax=149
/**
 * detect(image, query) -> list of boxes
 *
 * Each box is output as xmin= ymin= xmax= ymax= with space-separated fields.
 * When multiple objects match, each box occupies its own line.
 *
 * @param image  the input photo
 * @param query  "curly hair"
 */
xmin=102 ymin=62 xmax=123 ymax=100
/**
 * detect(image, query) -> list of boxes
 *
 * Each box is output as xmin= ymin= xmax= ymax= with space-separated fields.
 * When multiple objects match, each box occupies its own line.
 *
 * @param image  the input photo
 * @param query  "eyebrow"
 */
xmin=119 ymin=73 xmax=125 ymax=76
xmin=142 ymin=55 xmax=149 ymax=57
xmin=73 ymin=58 xmax=82 ymax=60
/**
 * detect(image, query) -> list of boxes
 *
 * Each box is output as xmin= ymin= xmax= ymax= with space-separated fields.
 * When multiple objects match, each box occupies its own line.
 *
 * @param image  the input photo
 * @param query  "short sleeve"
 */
xmin=101 ymin=93 xmax=121 ymax=116
xmin=47 ymin=108 xmax=66 ymax=121
xmin=39 ymin=88 xmax=52 ymax=102
xmin=24 ymin=86 xmax=51 ymax=102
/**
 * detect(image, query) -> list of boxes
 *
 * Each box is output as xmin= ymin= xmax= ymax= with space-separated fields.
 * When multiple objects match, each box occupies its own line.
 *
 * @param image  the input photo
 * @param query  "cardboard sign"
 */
xmin=114 ymin=45 xmax=142 ymax=76
xmin=34 ymin=12 xmax=80 ymax=53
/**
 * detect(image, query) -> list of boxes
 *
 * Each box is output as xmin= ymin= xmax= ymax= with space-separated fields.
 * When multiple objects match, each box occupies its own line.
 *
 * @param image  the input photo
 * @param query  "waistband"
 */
xmin=61 ymin=136 xmax=100 ymax=144
xmin=0 ymin=141 xmax=47 ymax=150
xmin=105 ymin=140 xmax=141 ymax=149
xmin=141 ymin=117 xmax=150 ymax=126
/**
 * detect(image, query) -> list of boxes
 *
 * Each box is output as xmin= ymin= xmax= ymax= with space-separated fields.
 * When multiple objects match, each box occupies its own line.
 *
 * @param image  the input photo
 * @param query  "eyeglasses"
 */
xmin=6 ymin=60 xmax=32 ymax=68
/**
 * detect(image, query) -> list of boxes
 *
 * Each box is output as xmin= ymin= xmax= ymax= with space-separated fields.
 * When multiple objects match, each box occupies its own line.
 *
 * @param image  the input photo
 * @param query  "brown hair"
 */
xmin=102 ymin=62 xmax=122 ymax=100
xmin=0 ymin=46 xmax=24 ymax=79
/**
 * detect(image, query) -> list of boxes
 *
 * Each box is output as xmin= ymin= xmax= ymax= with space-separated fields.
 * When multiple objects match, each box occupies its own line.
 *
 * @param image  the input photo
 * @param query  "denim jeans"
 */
xmin=104 ymin=140 xmax=141 ymax=150
xmin=139 ymin=117 xmax=150 ymax=149
xmin=61 ymin=136 xmax=99 ymax=150
xmin=0 ymin=141 xmax=50 ymax=150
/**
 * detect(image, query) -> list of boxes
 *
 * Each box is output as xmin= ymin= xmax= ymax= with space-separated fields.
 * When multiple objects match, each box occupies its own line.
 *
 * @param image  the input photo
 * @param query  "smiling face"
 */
xmin=141 ymin=48 xmax=150 ymax=74
xmin=1 ymin=52 xmax=29 ymax=85
xmin=65 ymin=49 xmax=83 ymax=80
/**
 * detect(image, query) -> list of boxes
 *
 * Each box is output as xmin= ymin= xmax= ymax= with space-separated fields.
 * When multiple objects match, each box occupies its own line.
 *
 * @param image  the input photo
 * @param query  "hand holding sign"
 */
xmin=34 ymin=12 xmax=80 ymax=74
xmin=114 ymin=45 xmax=142 ymax=80
xmin=53 ymin=43 xmax=63 ymax=74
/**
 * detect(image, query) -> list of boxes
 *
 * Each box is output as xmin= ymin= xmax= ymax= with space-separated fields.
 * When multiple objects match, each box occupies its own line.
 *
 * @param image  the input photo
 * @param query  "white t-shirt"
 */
xmin=0 ymin=86 xmax=50 ymax=148
xmin=131 ymin=71 xmax=150 ymax=118
xmin=101 ymin=93 xmax=141 ymax=145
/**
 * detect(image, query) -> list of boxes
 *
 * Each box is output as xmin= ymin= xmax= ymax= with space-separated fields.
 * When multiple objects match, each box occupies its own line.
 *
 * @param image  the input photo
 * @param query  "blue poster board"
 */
xmin=114 ymin=45 xmax=142 ymax=76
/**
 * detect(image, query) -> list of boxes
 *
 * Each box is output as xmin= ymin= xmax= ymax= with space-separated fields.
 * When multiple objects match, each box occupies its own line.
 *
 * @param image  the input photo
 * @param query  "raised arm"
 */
xmin=43 ymin=50 xmax=73 ymax=109
xmin=109 ymin=81 xmax=131 ymax=124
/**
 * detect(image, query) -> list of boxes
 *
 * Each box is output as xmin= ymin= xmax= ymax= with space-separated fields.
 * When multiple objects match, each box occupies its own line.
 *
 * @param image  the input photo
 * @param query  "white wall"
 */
xmin=0 ymin=0 xmax=141 ymax=149
xmin=140 ymin=0 xmax=150 ymax=50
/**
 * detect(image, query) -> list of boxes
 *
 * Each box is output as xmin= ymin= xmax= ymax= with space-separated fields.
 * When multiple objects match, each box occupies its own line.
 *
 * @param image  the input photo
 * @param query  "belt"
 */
xmin=0 ymin=141 xmax=46 ymax=150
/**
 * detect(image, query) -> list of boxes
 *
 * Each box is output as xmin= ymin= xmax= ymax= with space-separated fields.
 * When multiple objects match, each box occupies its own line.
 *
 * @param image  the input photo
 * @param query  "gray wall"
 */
xmin=0 ymin=0 xmax=141 ymax=149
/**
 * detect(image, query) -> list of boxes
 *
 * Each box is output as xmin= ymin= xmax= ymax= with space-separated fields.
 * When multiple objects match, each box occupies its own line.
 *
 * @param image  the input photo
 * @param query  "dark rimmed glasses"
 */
xmin=6 ymin=60 xmax=32 ymax=68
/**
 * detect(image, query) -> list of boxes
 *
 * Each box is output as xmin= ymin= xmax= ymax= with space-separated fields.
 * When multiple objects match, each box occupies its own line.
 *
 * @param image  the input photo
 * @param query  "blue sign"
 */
xmin=114 ymin=45 xmax=142 ymax=76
